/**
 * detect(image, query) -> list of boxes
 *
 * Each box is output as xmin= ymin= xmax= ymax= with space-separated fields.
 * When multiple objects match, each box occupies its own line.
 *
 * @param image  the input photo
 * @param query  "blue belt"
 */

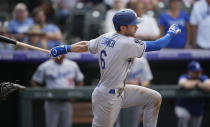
xmin=97 ymin=82 xmax=115 ymax=94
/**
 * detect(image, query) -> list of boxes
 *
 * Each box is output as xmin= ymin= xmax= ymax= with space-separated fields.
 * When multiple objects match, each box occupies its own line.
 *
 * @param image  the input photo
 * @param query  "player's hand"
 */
xmin=167 ymin=24 xmax=181 ymax=36
xmin=50 ymin=45 xmax=71 ymax=57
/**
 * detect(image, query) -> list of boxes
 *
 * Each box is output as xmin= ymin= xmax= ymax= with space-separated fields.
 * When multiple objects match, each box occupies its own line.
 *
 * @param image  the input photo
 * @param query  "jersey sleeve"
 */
xmin=74 ymin=63 xmax=84 ymax=82
xmin=178 ymin=74 xmax=188 ymax=84
xmin=88 ymin=36 xmax=101 ymax=54
xmin=124 ymin=38 xmax=146 ymax=58
xmin=32 ymin=64 xmax=45 ymax=84
xmin=200 ymin=75 xmax=209 ymax=82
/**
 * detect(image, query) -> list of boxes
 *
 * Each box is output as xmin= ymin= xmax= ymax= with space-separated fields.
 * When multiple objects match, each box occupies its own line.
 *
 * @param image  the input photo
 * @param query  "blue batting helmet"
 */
xmin=187 ymin=61 xmax=202 ymax=72
xmin=112 ymin=9 xmax=142 ymax=31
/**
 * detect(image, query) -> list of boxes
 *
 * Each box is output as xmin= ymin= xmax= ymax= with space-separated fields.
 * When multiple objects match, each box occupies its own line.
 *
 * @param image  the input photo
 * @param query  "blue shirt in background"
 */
xmin=176 ymin=74 xmax=209 ymax=116
xmin=158 ymin=11 xmax=189 ymax=48
xmin=41 ymin=24 xmax=63 ymax=49
xmin=8 ymin=18 xmax=34 ymax=36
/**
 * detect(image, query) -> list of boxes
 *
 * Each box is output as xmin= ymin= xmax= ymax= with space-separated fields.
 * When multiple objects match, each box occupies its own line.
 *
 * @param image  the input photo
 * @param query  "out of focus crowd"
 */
xmin=0 ymin=0 xmax=210 ymax=51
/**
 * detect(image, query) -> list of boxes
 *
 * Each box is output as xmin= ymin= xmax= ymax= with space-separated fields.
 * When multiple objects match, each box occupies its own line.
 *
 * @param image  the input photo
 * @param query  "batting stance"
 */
xmin=50 ymin=9 xmax=181 ymax=127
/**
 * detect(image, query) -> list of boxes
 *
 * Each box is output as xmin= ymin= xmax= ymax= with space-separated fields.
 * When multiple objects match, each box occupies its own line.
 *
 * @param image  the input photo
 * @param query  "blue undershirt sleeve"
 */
xmin=145 ymin=33 xmax=174 ymax=52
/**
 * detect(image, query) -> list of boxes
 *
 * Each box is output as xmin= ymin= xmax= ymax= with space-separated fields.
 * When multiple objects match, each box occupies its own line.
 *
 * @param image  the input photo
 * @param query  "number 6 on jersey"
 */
xmin=100 ymin=50 xmax=107 ymax=69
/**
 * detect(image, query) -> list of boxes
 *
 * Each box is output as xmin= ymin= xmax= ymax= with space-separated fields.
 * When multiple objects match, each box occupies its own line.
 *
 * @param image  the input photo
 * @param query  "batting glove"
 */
xmin=167 ymin=24 xmax=181 ymax=36
xmin=50 ymin=45 xmax=71 ymax=57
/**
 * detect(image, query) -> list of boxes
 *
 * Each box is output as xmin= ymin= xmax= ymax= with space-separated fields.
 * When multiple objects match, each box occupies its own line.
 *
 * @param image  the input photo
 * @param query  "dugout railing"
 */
xmin=19 ymin=85 xmax=210 ymax=127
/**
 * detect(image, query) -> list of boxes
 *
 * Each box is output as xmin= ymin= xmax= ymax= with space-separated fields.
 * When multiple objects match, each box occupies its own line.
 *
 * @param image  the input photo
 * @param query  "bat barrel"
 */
xmin=16 ymin=41 xmax=50 ymax=54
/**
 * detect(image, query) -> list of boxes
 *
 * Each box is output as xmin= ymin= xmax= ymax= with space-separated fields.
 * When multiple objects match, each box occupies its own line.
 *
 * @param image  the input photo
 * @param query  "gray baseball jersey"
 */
xmin=88 ymin=32 xmax=146 ymax=88
xmin=32 ymin=59 xmax=84 ymax=88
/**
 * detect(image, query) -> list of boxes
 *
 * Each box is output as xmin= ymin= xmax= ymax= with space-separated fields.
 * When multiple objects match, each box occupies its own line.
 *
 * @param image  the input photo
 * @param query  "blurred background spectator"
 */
xmin=190 ymin=0 xmax=210 ymax=49
xmin=130 ymin=1 xmax=160 ymax=41
xmin=158 ymin=0 xmax=190 ymax=48
xmin=24 ymin=25 xmax=47 ymax=50
xmin=31 ymin=55 xmax=84 ymax=127
xmin=104 ymin=0 xmax=129 ymax=9
xmin=175 ymin=61 xmax=210 ymax=127
xmin=104 ymin=0 xmax=126 ymax=32
xmin=8 ymin=3 xmax=34 ymax=42
xmin=0 ymin=27 xmax=14 ymax=51
xmin=33 ymin=7 xmax=63 ymax=49
xmin=52 ymin=0 xmax=79 ymax=30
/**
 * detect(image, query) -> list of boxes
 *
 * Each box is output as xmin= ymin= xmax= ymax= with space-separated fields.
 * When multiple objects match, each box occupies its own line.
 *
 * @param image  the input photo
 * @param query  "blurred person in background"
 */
xmin=175 ymin=61 xmax=210 ymax=127
xmin=104 ymin=0 xmax=129 ymax=9
xmin=0 ymin=27 xmax=14 ymax=51
xmin=190 ymin=0 xmax=210 ymax=49
xmin=131 ymin=1 xmax=160 ymax=41
xmin=24 ymin=25 xmax=47 ymax=50
xmin=158 ymin=0 xmax=190 ymax=48
xmin=33 ymin=8 xmax=63 ymax=49
xmin=126 ymin=57 xmax=153 ymax=127
xmin=104 ymin=0 xmax=126 ymax=32
xmin=8 ymin=3 xmax=34 ymax=42
xmin=52 ymin=0 xmax=79 ymax=27
xmin=128 ymin=0 xmax=158 ymax=13
xmin=31 ymin=54 xmax=84 ymax=127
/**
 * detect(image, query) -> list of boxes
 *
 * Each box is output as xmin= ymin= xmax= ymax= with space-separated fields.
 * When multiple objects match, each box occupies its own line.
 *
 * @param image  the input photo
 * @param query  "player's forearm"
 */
xmin=145 ymin=24 xmax=180 ymax=52
xmin=185 ymin=23 xmax=191 ymax=48
xmin=198 ymin=80 xmax=210 ymax=91
xmin=76 ymin=81 xmax=84 ymax=87
xmin=31 ymin=80 xmax=41 ymax=87
xmin=191 ymin=25 xmax=198 ymax=48
xmin=179 ymin=81 xmax=197 ymax=90
xmin=71 ymin=41 xmax=89 ymax=52
xmin=145 ymin=33 xmax=173 ymax=52
xmin=50 ymin=41 xmax=89 ymax=57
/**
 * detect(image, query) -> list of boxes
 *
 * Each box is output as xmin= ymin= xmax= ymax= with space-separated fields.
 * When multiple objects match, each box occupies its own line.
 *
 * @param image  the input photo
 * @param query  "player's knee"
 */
xmin=153 ymin=91 xmax=162 ymax=106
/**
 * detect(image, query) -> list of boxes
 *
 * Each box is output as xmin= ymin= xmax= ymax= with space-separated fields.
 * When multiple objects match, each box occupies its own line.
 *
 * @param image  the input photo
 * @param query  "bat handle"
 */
xmin=16 ymin=41 xmax=50 ymax=54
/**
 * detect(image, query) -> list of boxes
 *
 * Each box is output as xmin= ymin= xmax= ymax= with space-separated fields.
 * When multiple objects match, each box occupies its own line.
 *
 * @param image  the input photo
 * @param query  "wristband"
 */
xmin=65 ymin=45 xmax=71 ymax=52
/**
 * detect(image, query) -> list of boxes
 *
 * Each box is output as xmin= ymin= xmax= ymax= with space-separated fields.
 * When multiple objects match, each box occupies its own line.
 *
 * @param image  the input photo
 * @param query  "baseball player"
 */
xmin=50 ymin=9 xmax=181 ymax=127
xmin=31 ymin=55 xmax=84 ymax=127
xmin=175 ymin=61 xmax=210 ymax=127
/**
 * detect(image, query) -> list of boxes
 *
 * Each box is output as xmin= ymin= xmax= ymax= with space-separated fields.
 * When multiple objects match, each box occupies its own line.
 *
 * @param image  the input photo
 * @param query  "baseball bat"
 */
xmin=0 ymin=35 xmax=50 ymax=54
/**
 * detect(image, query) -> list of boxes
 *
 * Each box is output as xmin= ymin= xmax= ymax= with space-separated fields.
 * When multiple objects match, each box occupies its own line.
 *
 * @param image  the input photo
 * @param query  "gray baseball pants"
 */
xmin=44 ymin=101 xmax=73 ymax=127
xmin=92 ymin=84 xmax=162 ymax=127
xmin=175 ymin=106 xmax=203 ymax=127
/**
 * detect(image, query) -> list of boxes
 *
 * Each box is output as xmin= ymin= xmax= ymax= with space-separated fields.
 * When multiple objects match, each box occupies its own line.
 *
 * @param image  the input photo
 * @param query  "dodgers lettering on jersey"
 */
xmin=88 ymin=32 xmax=146 ymax=88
